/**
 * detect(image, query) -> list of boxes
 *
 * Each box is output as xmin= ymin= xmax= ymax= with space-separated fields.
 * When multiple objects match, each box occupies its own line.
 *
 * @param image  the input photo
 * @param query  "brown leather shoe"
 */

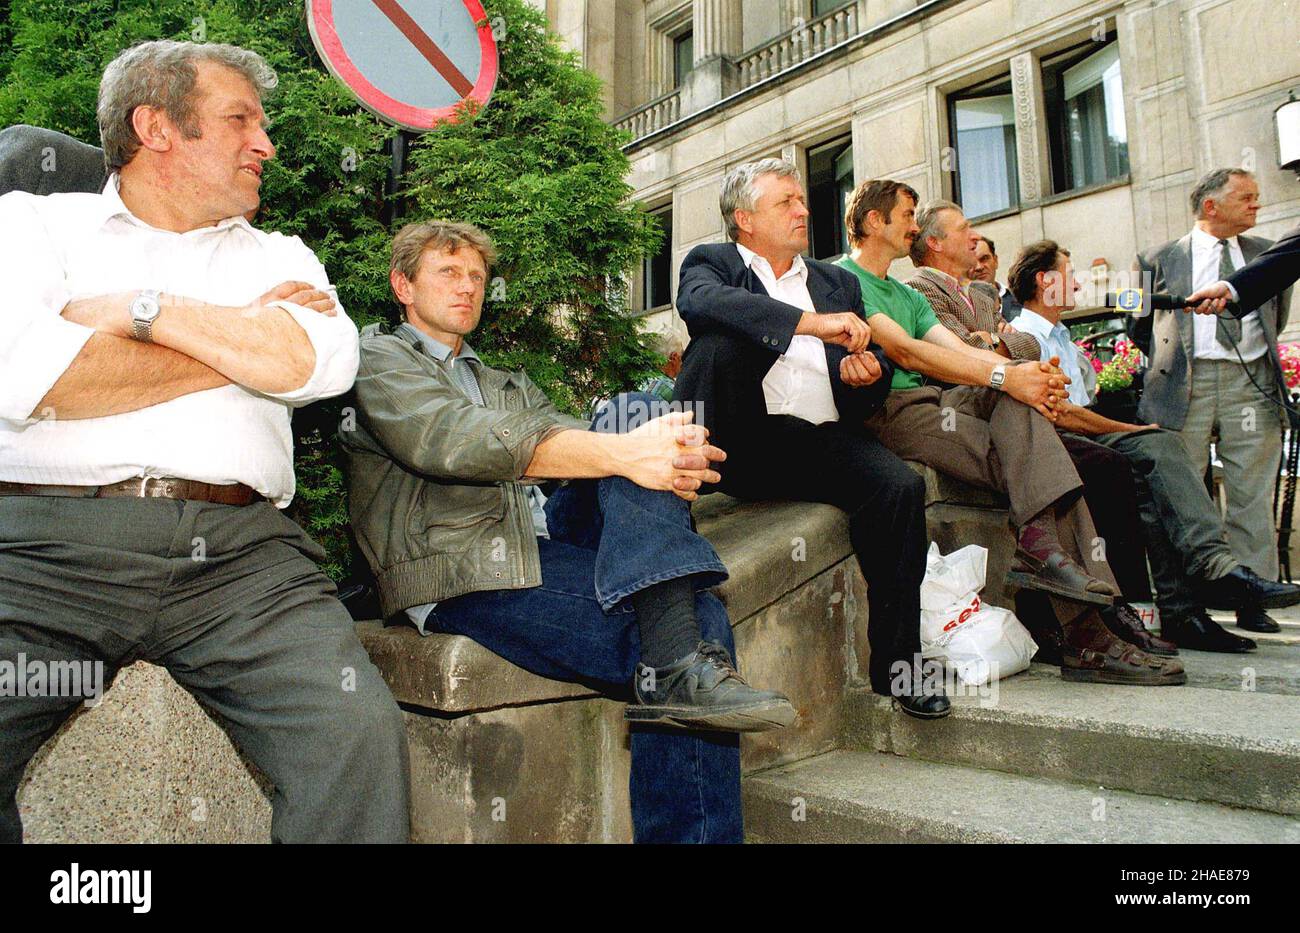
xmin=1103 ymin=603 xmax=1179 ymax=657
xmin=1007 ymin=547 xmax=1116 ymax=606
xmin=1060 ymin=609 xmax=1186 ymax=686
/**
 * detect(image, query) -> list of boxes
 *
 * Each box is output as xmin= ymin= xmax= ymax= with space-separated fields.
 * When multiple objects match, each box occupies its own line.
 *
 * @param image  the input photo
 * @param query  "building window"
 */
xmin=811 ymin=0 xmax=852 ymax=17
xmin=673 ymin=31 xmax=694 ymax=88
xmin=948 ymin=76 xmax=1019 ymax=218
xmin=643 ymin=206 xmax=673 ymax=311
xmin=807 ymin=136 xmax=854 ymax=259
xmin=1043 ymin=38 xmax=1129 ymax=194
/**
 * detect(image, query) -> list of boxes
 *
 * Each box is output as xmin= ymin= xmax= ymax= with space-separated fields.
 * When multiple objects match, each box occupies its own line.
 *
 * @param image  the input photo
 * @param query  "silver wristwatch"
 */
xmin=129 ymin=289 xmax=163 ymax=342
xmin=989 ymin=363 xmax=1007 ymax=391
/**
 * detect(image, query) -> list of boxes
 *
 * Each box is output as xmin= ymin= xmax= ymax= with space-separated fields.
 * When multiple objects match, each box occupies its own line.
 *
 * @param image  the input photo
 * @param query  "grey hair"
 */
xmin=909 ymin=198 xmax=963 ymax=265
xmin=98 ymin=39 xmax=278 ymax=172
xmin=1189 ymin=168 xmax=1253 ymax=219
xmin=719 ymin=158 xmax=802 ymax=241
xmin=646 ymin=329 xmax=685 ymax=358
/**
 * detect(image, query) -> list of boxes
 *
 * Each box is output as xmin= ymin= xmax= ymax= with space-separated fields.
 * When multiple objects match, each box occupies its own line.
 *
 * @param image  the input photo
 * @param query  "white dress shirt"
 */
xmin=1189 ymin=226 xmax=1266 ymax=362
xmin=734 ymin=243 xmax=838 ymax=425
xmin=0 ymin=176 xmax=360 ymax=507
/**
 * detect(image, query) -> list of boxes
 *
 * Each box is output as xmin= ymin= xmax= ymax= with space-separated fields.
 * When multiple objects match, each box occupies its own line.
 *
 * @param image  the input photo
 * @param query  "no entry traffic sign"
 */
xmin=306 ymin=0 xmax=499 ymax=131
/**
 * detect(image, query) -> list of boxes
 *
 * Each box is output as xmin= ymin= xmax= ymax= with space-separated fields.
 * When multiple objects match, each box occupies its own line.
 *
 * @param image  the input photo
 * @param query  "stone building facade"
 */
xmin=535 ymin=0 xmax=1300 ymax=346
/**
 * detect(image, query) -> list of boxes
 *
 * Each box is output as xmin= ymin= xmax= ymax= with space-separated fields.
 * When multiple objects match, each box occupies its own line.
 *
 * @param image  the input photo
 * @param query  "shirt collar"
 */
xmin=924 ymin=264 xmax=969 ymax=296
xmin=1014 ymin=307 xmax=1066 ymax=338
xmin=735 ymin=242 xmax=807 ymax=282
xmin=1191 ymin=226 xmax=1239 ymax=251
xmin=97 ymin=173 xmax=255 ymax=236
xmin=396 ymin=322 xmax=480 ymax=364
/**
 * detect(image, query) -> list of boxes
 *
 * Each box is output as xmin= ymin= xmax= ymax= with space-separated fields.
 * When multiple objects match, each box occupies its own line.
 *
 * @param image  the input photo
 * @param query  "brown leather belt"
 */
xmin=0 ymin=477 xmax=266 ymax=506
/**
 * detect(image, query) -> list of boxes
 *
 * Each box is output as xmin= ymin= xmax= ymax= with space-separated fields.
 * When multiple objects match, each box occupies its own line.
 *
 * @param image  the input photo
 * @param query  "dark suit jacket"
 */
xmin=1129 ymin=231 xmax=1291 ymax=430
xmin=675 ymin=242 xmax=894 ymax=423
xmin=1228 ymin=222 xmax=1300 ymax=313
xmin=0 ymin=125 xmax=106 ymax=197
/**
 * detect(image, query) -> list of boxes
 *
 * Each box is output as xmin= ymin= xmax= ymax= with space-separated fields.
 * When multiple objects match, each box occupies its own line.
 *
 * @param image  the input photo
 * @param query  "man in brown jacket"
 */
xmin=911 ymin=206 xmax=1299 ymax=652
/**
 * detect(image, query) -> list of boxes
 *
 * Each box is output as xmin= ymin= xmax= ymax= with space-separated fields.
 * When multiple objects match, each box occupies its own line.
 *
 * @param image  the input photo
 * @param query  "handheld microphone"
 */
xmin=1104 ymin=288 xmax=1240 ymax=315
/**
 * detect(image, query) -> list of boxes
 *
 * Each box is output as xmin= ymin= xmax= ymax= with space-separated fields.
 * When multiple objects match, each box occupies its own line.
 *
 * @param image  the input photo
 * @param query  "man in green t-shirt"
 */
xmin=832 ymin=179 xmax=1184 ymax=687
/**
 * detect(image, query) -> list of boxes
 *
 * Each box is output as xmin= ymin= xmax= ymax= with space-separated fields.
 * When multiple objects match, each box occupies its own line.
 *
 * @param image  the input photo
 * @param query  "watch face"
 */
xmin=132 ymin=294 xmax=161 ymax=322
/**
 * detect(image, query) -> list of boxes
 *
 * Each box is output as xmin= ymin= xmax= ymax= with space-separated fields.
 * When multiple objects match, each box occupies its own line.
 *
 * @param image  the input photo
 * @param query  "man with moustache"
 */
xmin=833 ymin=180 xmax=1184 ymax=685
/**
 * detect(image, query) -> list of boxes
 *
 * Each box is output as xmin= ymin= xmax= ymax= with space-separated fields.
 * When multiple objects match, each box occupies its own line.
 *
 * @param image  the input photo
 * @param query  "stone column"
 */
xmin=682 ymin=0 xmax=743 ymax=112
xmin=1009 ymin=50 xmax=1050 ymax=205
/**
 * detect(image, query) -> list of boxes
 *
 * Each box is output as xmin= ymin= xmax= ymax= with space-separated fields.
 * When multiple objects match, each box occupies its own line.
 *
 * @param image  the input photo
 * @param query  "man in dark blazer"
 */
xmin=671 ymin=158 xmax=954 ymax=718
xmin=0 ymin=124 xmax=107 ymax=196
xmin=970 ymin=234 xmax=1024 ymax=321
xmin=1130 ymin=168 xmax=1293 ymax=633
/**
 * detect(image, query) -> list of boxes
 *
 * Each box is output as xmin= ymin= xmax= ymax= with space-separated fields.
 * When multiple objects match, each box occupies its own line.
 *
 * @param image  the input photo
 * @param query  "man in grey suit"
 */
xmin=1130 ymin=168 xmax=1294 ymax=634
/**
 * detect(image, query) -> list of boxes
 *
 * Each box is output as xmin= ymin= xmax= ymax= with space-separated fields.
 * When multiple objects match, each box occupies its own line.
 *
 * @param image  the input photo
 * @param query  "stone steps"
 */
xmin=743 ymin=750 xmax=1300 ymax=843
xmin=840 ymin=664 xmax=1300 ymax=817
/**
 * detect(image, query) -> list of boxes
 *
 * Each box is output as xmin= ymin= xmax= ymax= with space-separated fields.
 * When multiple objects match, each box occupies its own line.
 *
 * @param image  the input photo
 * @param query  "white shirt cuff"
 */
xmin=1222 ymin=280 xmax=1239 ymax=302
xmin=262 ymin=299 xmax=360 ymax=406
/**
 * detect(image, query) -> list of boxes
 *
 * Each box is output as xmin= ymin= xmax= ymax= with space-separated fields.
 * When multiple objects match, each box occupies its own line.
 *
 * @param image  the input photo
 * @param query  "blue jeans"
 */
xmin=425 ymin=393 xmax=742 ymax=843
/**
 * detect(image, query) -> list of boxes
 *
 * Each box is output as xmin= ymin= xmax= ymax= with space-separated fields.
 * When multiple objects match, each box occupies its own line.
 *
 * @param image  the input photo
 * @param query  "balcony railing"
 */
xmin=613 ymin=89 xmax=682 ymax=141
xmin=736 ymin=2 xmax=859 ymax=90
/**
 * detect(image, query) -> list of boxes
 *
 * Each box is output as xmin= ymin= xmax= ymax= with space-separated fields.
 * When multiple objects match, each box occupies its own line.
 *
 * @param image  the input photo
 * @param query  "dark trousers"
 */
xmin=0 ymin=495 xmax=410 ymax=844
xmin=675 ymin=332 xmax=927 ymax=695
xmin=1056 ymin=432 xmax=1153 ymax=603
xmin=426 ymin=393 xmax=742 ymax=844
xmin=1092 ymin=427 xmax=1239 ymax=615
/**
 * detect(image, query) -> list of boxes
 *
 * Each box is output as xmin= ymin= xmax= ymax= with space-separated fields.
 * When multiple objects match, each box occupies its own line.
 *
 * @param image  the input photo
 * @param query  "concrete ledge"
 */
xmin=19 ymin=662 xmax=272 ymax=843
xmin=20 ymin=464 xmax=1010 ymax=842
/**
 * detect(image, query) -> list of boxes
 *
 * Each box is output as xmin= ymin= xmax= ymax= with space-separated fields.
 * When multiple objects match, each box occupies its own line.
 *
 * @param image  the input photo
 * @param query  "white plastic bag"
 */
xmin=919 ymin=542 xmax=1037 ymax=686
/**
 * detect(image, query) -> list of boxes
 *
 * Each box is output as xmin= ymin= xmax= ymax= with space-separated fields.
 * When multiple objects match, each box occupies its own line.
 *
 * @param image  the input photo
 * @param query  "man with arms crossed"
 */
xmin=0 ymin=40 xmax=408 ymax=843
xmin=344 ymin=220 xmax=794 ymax=844
xmin=834 ymin=180 xmax=1184 ymax=686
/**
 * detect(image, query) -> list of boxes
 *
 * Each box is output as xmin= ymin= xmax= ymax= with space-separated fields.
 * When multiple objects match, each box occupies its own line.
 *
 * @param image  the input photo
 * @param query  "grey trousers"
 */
xmin=1091 ymin=428 xmax=1239 ymax=615
xmin=0 ymin=495 xmax=410 ymax=844
xmin=1178 ymin=357 xmax=1285 ymax=579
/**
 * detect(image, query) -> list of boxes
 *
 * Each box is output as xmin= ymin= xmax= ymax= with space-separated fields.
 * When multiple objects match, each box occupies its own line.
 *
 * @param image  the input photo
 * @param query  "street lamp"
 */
xmin=1278 ymin=92 xmax=1300 ymax=172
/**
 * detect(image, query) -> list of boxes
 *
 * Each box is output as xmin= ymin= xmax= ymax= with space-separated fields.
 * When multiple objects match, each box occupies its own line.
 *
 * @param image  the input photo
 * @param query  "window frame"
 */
xmin=945 ymin=73 xmax=1021 ymax=221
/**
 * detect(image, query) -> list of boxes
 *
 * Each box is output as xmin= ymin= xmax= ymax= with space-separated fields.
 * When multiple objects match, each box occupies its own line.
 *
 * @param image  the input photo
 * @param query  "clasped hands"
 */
xmin=621 ymin=410 xmax=726 ymax=502
xmin=800 ymin=311 xmax=883 ymax=387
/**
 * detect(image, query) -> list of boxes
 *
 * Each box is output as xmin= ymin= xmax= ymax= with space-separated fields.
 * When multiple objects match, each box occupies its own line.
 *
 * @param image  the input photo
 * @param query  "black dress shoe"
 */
xmin=1102 ymin=603 xmax=1179 ymax=657
xmin=894 ymin=692 xmax=952 ymax=720
xmin=1162 ymin=609 xmax=1257 ymax=653
xmin=1198 ymin=566 xmax=1300 ymax=611
xmin=1236 ymin=607 xmax=1283 ymax=633
xmin=626 ymin=641 xmax=797 ymax=733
